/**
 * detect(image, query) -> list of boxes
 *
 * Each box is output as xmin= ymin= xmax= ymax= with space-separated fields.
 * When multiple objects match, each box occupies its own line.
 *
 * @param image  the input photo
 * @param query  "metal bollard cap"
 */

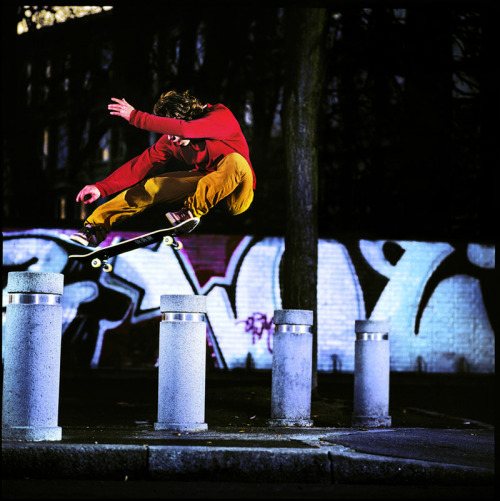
xmin=161 ymin=294 xmax=207 ymax=313
xmin=274 ymin=309 xmax=313 ymax=326
xmin=355 ymin=319 xmax=389 ymax=334
xmin=7 ymin=272 xmax=64 ymax=295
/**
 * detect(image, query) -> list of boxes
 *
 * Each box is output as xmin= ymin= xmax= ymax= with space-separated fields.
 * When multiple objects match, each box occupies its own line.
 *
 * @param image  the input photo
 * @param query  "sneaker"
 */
xmin=70 ymin=222 xmax=107 ymax=248
xmin=166 ymin=207 xmax=195 ymax=227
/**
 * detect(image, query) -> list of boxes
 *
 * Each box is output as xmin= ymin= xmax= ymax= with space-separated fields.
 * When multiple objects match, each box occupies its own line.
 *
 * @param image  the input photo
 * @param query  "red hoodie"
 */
xmin=95 ymin=104 xmax=256 ymax=197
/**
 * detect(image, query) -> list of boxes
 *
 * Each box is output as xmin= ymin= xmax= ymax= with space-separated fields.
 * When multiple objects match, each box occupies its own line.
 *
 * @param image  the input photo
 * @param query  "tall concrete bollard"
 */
xmin=268 ymin=309 xmax=314 ymax=427
xmin=2 ymin=272 xmax=64 ymax=441
xmin=352 ymin=320 xmax=392 ymax=428
xmin=155 ymin=294 xmax=208 ymax=432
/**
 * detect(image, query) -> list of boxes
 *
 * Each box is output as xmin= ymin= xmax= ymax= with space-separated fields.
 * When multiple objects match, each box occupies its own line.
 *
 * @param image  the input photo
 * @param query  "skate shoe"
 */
xmin=166 ymin=207 xmax=196 ymax=227
xmin=70 ymin=222 xmax=107 ymax=247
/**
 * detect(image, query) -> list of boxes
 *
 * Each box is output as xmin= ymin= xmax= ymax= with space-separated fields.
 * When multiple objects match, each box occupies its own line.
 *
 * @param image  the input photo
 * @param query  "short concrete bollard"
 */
xmin=2 ymin=272 xmax=64 ymax=441
xmin=268 ymin=309 xmax=314 ymax=427
xmin=352 ymin=320 xmax=392 ymax=428
xmin=155 ymin=294 xmax=208 ymax=432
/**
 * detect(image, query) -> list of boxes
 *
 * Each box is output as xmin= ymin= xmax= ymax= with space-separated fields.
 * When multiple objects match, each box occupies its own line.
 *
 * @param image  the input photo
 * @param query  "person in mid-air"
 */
xmin=70 ymin=90 xmax=255 ymax=247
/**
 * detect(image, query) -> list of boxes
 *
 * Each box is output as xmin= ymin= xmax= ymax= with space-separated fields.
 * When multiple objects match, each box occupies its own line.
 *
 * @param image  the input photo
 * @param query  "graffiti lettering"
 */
xmin=2 ymin=229 xmax=495 ymax=373
xmin=236 ymin=313 xmax=274 ymax=353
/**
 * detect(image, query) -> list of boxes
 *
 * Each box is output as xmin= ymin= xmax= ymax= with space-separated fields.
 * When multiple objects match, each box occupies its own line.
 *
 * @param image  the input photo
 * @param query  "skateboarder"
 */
xmin=70 ymin=90 xmax=256 ymax=247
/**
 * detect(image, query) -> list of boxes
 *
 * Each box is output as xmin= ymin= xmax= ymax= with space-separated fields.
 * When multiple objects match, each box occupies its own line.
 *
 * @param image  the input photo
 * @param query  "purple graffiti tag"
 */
xmin=236 ymin=313 xmax=274 ymax=354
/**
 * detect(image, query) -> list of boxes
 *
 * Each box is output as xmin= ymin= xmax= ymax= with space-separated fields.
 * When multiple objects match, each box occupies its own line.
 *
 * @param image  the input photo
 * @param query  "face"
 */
xmin=168 ymin=135 xmax=191 ymax=146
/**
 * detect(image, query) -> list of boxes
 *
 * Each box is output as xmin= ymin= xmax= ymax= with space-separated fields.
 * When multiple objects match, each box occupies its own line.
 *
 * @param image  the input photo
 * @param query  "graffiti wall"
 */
xmin=2 ymin=228 xmax=495 ymax=373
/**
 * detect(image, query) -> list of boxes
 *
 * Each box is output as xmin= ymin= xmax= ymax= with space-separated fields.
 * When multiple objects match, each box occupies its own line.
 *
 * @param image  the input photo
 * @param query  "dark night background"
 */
xmin=2 ymin=2 xmax=497 ymax=243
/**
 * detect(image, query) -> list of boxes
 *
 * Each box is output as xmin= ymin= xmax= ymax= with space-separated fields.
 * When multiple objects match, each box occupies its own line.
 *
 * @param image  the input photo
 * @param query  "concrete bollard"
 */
xmin=2 ymin=272 xmax=64 ymax=441
xmin=352 ymin=320 xmax=392 ymax=428
xmin=268 ymin=309 xmax=314 ymax=427
xmin=155 ymin=294 xmax=208 ymax=432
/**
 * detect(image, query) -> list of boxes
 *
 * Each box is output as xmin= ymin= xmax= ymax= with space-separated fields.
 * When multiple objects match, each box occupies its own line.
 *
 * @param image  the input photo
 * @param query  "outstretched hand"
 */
xmin=108 ymin=97 xmax=135 ymax=121
xmin=76 ymin=185 xmax=101 ymax=205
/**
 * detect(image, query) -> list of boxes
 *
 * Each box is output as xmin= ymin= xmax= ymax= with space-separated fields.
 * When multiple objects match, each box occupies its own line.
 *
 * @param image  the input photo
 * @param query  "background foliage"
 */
xmin=2 ymin=3 xmax=496 ymax=241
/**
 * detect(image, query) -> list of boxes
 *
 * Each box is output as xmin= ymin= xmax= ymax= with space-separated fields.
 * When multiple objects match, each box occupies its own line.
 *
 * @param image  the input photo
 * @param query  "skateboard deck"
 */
xmin=68 ymin=218 xmax=199 ymax=272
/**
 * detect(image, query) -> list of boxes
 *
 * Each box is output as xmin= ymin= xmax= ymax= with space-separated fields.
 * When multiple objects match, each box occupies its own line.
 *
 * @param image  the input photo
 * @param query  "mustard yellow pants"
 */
xmin=87 ymin=153 xmax=254 ymax=232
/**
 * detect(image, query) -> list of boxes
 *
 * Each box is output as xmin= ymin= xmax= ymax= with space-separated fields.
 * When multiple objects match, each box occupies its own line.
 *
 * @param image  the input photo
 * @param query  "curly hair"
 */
xmin=153 ymin=90 xmax=205 ymax=120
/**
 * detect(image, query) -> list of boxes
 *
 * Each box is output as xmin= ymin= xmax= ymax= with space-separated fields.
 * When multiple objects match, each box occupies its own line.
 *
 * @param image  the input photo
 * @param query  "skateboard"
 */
xmin=68 ymin=218 xmax=199 ymax=273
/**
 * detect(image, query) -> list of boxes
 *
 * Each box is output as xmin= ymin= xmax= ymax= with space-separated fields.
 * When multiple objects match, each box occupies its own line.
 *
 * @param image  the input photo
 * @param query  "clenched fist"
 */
xmin=76 ymin=185 xmax=101 ymax=204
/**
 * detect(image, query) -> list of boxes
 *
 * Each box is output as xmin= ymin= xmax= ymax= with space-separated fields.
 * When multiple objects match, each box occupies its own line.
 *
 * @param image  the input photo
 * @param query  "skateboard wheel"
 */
xmin=103 ymin=263 xmax=113 ymax=273
xmin=91 ymin=258 xmax=102 ymax=268
xmin=173 ymin=240 xmax=183 ymax=251
xmin=163 ymin=236 xmax=174 ymax=246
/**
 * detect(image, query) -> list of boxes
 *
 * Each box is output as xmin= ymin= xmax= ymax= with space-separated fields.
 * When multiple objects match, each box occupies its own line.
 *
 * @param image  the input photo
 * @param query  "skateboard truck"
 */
xmin=88 ymin=235 xmax=184 ymax=273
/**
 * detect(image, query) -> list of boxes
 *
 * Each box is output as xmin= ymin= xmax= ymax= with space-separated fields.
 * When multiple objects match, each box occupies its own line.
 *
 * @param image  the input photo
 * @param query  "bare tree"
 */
xmin=281 ymin=8 xmax=328 ymax=389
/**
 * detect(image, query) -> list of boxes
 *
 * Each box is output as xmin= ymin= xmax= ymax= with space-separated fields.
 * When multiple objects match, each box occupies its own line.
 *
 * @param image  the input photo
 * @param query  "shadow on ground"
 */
xmin=58 ymin=369 xmax=495 ymax=430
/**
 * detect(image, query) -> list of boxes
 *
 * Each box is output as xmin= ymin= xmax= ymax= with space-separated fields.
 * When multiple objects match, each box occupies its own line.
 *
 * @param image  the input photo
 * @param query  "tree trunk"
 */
xmin=281 ymin=8 xmax=327 ymax=390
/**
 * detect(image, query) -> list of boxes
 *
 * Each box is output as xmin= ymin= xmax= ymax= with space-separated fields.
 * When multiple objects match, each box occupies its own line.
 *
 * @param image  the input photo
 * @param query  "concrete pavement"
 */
xmin=2 ymin=425 xmax=494 ymax=486
xmin=1 ymin=370 xmax=495 ymax=491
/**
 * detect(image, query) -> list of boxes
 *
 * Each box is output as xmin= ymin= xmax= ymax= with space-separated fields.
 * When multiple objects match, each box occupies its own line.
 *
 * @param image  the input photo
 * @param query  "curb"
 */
xmin=328 ymin=448 xmax=493 ymax=485
xmin=2 ymin=441 xmax=493 ymax=485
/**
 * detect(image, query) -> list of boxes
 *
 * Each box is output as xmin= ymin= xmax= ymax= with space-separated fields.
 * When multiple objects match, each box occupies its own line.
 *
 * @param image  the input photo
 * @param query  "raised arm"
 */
xmin=129 ymin=108 xmax=237 ymax=139
xmin=109 ymin=98 xmax=238 ymax=140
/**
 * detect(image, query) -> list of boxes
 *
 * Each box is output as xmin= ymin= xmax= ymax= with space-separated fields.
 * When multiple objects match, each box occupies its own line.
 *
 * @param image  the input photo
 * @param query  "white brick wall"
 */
xmin=2 ymin=230 xmax=495 ymax=373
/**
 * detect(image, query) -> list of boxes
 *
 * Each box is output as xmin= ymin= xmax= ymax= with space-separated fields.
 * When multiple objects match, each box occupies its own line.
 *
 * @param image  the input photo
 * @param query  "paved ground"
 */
xmin=55 ymin=369 xmax=495 ymax=429
xmin=2 ymin=479 xmax=495 ymax=499
xmin=2 ymin=370 xmax=495 ymax=499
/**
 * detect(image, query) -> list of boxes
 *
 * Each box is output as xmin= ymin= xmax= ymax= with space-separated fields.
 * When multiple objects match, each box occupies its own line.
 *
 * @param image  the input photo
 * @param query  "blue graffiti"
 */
xmin=2 ymin=229 xmax=495 ymax=373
